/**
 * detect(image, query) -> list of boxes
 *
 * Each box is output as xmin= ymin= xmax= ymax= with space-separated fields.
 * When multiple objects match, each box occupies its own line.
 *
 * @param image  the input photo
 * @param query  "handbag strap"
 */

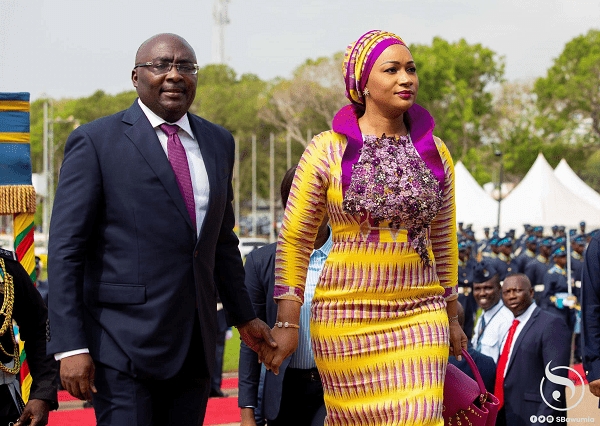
xmin=460 ymin=348 xmax=487 ymax=398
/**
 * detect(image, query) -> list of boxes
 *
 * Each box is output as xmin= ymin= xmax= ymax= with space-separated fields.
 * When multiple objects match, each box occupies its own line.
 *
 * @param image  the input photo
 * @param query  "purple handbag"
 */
xmin=442 ymin=349 xmax=499 ymax=426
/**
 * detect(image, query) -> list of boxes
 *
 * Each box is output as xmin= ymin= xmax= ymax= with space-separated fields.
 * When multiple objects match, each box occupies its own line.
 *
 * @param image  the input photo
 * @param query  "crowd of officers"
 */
xmin=457 ymin=221 xmax=595 ymax=363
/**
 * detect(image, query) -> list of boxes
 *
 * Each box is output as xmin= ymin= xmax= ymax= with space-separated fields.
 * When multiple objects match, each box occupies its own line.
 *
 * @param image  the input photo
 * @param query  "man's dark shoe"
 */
xmin=209 ymin=388 xmax=227 ymax=398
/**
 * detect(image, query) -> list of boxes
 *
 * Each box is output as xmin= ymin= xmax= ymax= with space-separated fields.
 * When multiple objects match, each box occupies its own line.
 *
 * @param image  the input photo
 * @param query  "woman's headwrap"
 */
xmin=343 ymin=30 xmax=406 ymax=106
xmin=332 ymin=30 xmax=446 ymax=195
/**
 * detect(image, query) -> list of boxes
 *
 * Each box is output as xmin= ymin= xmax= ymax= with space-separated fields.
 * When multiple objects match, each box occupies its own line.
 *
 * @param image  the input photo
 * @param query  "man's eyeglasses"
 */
xmin=134 ymin=61 xmax=200 ymax=75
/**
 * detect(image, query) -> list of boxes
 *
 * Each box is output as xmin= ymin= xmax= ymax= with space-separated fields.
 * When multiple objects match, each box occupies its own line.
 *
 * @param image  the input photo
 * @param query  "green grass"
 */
xmin=223 ymin=327 xmax=241 ymax=372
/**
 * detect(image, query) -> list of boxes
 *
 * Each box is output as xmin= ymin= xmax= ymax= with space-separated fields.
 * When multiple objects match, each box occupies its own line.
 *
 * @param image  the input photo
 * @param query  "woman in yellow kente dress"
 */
xmin=264 ymin=30 xmax=467 ymax=426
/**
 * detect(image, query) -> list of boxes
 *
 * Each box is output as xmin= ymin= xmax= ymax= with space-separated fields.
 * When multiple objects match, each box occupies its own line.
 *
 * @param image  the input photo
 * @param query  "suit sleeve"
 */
xmin=212 ymin=127 xmax=256 ymax=326
xmin=238 ymin=250 xmax=267 ymax=408
xmin=538 ymin=313 xmax=571 ymax=416
xmin=429 ymin=137 xmax=458 ymax=301
xmin=9 ymin=260 xmax=58 ymax=408
xmin=47 ymin=126 xmax=102 ymax=353
xmin=582 ymin=235 xmax=600 ymax=382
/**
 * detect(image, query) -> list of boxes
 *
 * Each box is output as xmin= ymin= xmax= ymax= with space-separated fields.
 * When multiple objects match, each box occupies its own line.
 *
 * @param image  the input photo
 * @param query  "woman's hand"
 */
xmin=448 ymin=322 xmax=468 ymax=361
xmin=260 ymin=326 xmax=299 ymax=375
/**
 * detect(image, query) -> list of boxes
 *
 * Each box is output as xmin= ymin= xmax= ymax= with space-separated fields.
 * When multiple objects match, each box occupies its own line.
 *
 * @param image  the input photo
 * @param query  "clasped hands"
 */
xmin=238 ymin=318 xmax=297 ymax=375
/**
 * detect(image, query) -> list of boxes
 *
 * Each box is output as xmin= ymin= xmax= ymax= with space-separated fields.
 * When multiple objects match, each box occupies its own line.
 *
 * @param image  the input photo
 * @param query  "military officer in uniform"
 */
xmin=571 ymin=235 xmax=587 ymax=284
xmin=541 ymin=246 xmax=579 ymax=360
xmin=524 ymin=237 xmax=553 ymax=303
xmin=471 ymin=261 xmax=513 ymax=362
xmin=458 ymin=240 xmax=477 ymax=339
xmin=0 ymin=248 xmax=58 ymax=425
xmin=515 ymin=235 xmax=537 ymax=273
xmin=489 ymin=236 xmax=518 ymax=282
xmin=533 ymin=226 xmax=544 ymax=239
xmin=478 ymin=228 xmax=492 ymax=259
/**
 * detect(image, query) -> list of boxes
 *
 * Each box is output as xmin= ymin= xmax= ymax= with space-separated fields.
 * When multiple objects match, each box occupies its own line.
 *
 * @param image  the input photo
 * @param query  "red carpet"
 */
xmin=50 ymin=377 xmax=240 ymax=425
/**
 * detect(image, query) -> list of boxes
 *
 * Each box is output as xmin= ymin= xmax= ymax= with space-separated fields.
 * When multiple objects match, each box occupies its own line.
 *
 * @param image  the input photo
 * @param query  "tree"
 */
xmin=410 ymin=38 xmax=505 ymax=160
xmin=259 ymin=52 xmax=348 ymax=148
xmin=534 ymin=29 xmax=600 ymax=144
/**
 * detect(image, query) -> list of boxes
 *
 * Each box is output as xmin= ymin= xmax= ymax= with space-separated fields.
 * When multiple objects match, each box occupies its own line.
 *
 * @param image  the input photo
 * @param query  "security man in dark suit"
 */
xmin=497 ymin=273 xmax=570 ymax=426
xmin=458 ymin=240 xmax=477 ymax=339
xmin=0 ymin=248 xmax=58 ymax=425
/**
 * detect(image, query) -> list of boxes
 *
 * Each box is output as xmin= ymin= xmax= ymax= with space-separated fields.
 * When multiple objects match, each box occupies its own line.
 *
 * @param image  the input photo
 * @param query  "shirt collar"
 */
xmin=515 ymin=301 xmax=537 ymax=323
xmin=137 ymin=99 xmax=195 ymax=140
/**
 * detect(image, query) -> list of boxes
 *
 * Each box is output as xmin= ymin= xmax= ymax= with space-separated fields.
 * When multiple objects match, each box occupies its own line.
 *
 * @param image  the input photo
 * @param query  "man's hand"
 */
xmin=240 ymin=407 xmax=258 ymax=426
xmin=589 ymin=378 xmax=600 ymax=397
xmin=260 ymin=327 xmax=299 ymax=375
xmin=15 ymin=399 xmax=50 ymax=426
xmin=60 ymin=353 xmax=97 ymax=401
xmin=237 ymin=318 xmax=277 ymax=358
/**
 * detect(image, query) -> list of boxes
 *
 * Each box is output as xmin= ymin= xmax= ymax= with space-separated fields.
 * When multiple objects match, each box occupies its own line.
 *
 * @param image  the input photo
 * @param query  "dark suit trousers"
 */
xmin=92 ymin=317 xmax=210 ymax=426
xmin=268 ymin=367 xmax=325 ymax=426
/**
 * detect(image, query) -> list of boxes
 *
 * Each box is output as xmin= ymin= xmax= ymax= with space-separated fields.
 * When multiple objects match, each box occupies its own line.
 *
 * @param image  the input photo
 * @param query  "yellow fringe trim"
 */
xmin=0 ymin=132 xmax=30 ymax=143
xmin=0 ymin=185 xmax=36 ymax=214
xmin=0 ymin=100 xmax=29 ymax=112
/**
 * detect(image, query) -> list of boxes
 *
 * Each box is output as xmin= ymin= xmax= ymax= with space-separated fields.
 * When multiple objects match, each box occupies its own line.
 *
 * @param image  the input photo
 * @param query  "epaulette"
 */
xmin=0 ymin=247 xmax=17 ymax=261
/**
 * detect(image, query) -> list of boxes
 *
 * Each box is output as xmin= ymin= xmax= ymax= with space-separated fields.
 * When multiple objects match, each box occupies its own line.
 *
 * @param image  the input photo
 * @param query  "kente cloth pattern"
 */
xmin=274 ymin=130 xmax=458 ymax=425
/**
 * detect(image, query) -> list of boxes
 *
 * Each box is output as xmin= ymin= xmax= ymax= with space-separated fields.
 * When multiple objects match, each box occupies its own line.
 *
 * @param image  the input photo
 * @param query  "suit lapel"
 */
xmin=505 ymin=306 xmax=540 ymax=375
xmin=188 ymin=115 xmax=218 ymax=240
xmin=122 ymin=102 xmax=195 ymax=231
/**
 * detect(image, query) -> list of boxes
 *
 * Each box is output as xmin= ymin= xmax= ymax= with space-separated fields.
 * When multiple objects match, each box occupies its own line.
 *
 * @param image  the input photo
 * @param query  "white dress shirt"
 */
xmin=471 ymin=300 xmax=514 ymax=362
xmin=138 ymin=99 xmax=210 ymax=236
xmin=498 ymin=302 xmax=537 ymax=378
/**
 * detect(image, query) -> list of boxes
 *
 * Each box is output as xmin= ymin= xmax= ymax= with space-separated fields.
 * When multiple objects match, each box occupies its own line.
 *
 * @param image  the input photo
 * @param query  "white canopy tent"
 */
xmin=499 ymin=153 xmax=600 ymax=233
xmin=454 ymin=161 xmax=499 ymax=236
xmin=554 ymin=158 xmax=600 ymax=211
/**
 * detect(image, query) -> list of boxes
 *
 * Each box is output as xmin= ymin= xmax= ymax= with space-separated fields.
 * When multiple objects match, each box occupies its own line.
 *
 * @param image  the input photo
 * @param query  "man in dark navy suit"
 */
xmin=496 ymin=274 xmax=571 ymax=426
xmin=47 ymin=33 xmax=274 ymax=426
xmin=582 ymin=231 xmax=600 ymax=398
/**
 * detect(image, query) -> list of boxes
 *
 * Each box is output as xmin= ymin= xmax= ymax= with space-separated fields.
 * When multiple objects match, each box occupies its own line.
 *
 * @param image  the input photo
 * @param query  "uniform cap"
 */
xmin=473 ymin=261 xmax=498 ymax=283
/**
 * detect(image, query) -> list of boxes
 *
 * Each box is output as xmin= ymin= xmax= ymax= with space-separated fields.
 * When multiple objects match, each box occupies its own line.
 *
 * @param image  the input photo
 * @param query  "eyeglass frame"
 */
xmin=133 ymin=61 xmax=200 ymax=75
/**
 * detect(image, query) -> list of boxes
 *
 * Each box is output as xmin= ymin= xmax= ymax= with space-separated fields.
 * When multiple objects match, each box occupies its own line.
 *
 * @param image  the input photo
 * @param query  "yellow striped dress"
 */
xmin=274 ymin=130 xmax=458 ymax=426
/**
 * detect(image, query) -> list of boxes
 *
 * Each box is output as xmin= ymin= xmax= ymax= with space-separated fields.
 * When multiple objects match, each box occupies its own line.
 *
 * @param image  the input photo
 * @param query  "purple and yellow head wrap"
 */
xmin=332 ymin=30 xmax=446 ymax=195
xmin=343 ymin=30 xmax=406 ymax=106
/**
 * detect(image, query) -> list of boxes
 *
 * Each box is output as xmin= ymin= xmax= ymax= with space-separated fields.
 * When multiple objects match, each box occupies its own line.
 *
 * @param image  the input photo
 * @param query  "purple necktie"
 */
xmin=160 ymin=123 xmax=196 ymax=229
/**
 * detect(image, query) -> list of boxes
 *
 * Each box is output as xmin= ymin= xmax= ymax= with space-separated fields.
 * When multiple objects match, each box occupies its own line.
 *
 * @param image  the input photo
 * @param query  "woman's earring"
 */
xmin=363 ymin=87 xmax=370 ymax=97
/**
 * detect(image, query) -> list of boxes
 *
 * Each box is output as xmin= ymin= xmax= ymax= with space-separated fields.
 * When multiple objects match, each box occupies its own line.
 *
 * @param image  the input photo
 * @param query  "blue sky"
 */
xmin=1 ymin=0 xmax=599 ymax=100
